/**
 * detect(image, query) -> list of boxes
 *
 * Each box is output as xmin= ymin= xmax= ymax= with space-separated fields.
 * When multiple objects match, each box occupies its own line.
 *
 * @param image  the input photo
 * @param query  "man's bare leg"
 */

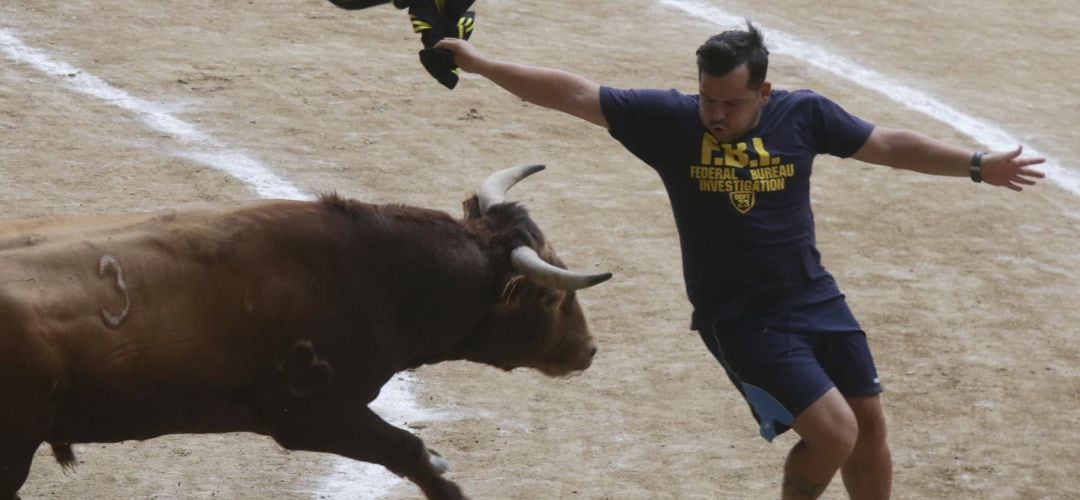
xmin=784 ymin=388 xmax=858 ymax=499
xmin=841 ymin=394 xmax=892 ymax=500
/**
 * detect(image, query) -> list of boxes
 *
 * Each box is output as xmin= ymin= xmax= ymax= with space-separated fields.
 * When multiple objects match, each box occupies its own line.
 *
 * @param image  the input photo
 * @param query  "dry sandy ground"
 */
xmin=2 ymin=0 xmax=1078 ymax=498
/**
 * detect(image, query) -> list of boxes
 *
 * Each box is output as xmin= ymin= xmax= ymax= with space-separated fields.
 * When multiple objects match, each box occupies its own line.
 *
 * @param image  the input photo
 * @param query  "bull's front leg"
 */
xmin=269 ymin=406 xmax=465 ymax=500
xmin=0 ymin=442 xmax=36 ymax=500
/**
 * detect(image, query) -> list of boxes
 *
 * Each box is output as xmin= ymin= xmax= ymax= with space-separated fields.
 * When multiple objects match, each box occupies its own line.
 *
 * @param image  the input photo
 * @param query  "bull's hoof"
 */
xmin=427 ymin=448 xmax=450 ymax=475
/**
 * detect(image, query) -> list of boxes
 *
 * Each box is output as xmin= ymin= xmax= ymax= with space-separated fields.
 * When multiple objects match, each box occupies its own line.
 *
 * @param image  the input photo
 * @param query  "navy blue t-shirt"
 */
xmin=599 ymin=87 xmax=874 ymax=329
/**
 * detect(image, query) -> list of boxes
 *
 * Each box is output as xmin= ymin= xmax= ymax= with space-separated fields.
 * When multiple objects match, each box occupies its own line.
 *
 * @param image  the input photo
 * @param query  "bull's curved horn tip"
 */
xmin=478 ymin=163 xmax=547 ymax=214
xmin=510 ymin=246 xmax=612 ymax=291
xmin=589 ymin=272 xmax=614 ymax=286
xmin=500 ymin=163 xmax=545 ymax=181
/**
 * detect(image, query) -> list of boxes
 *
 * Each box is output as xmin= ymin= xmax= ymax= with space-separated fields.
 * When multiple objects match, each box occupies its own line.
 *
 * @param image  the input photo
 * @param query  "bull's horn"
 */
xmin=511 ymin=246 xmax=612 ymax=291
xmin=478 ymin=163 xmax=545 ymax=214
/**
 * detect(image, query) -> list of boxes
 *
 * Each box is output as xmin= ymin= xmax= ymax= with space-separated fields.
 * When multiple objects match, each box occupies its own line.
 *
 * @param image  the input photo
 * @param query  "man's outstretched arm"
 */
xmin=852 ymin=127 xmax=1046 ymax=191
xmin=436 ymin=38 xmax=608 ymax=128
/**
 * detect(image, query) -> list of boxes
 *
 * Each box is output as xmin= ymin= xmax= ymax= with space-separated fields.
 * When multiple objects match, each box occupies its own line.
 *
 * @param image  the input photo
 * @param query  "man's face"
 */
xmin=698 ymin=63 xmax=771 ymax=143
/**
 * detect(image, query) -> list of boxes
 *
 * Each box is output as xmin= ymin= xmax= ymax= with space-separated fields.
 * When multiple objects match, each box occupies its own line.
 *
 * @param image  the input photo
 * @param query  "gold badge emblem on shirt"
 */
xmin=730 ymin=192 xmax=755 ymax=213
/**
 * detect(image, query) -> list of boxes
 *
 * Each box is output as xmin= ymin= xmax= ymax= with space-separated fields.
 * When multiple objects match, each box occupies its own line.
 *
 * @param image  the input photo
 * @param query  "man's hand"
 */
xmin=434 ymin=38 xmax=486 ymax=73
xmin=982 ymin=145 xmax=1046 ymax=191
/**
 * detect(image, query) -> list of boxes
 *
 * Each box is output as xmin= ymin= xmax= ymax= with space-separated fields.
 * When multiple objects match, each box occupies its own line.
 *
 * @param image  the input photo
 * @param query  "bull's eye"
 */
xmin=541 ymin=291 xmax=562 ymax=309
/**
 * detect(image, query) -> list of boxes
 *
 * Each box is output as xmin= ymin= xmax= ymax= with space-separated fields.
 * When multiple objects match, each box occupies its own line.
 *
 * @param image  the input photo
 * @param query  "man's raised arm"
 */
xmin=436 ymin=38 xmax=608 ymax=128
xmin=853 ymin=127 xmax=1046 ymax=191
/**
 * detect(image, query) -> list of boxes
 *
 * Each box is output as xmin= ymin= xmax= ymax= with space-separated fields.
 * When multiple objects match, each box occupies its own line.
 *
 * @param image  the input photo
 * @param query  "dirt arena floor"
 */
xmin=2 ymin=0 xmax=1078 ymax=498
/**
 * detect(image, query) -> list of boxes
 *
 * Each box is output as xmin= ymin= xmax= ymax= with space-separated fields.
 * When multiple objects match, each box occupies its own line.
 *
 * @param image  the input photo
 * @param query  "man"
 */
xmin=325 ymin=0 xmax=475 ymax=89
xmin=436 ymin=22 xmax=1045 ymax=499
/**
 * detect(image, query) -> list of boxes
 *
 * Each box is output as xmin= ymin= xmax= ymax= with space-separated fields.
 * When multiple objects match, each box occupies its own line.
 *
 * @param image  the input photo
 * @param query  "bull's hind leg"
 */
xmin=0 ymin=442 xmax=39 ymax=500
xmin=0 ymin=381 xmax=49 ymax=499
xmin=270 ymin=407 xmax=465 ymax=500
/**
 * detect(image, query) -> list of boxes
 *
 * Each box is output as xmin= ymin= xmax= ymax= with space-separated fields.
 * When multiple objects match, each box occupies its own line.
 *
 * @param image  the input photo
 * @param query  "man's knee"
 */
xmin=815 ymin=415 xmax=859 ymax=459
xmin=849 ymin=395 xmax=888 ymax=447
xmin=793 ymin=390 xmax=859 ymax=460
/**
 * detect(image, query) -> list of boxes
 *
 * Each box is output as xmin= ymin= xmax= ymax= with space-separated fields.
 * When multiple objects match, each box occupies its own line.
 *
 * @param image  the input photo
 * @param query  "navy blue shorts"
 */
xmin=699 ymin=296 xmax=882 ymax=442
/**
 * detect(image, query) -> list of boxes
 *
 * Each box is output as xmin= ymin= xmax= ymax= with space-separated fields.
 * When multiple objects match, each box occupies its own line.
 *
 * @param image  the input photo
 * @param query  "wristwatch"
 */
xmin=969 ymin=151 xmax=985 ymax=183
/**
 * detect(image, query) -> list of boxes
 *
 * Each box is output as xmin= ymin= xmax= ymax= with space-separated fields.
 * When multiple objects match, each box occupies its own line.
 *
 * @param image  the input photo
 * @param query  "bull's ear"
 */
xmin=462 ymin=195 xmax=482 ymax=220
xmin=497 ymin=275 xmax=528 ymax=307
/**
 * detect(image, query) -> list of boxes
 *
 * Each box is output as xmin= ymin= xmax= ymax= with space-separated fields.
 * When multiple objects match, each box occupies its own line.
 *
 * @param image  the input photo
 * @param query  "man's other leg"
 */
xmin=785 ymin=387 xmax=858 ymax=499
xmin=841 ymin=394 xmax=891 ymax=499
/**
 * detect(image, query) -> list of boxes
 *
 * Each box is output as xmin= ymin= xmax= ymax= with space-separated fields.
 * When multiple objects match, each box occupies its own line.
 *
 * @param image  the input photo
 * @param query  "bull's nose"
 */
xmin=580 ymin=346 xmax=597 ymax=370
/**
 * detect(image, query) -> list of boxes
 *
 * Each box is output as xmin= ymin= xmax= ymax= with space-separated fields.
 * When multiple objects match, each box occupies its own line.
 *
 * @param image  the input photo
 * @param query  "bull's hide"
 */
xmin=0 ymin=165 xmax=609 ymax=500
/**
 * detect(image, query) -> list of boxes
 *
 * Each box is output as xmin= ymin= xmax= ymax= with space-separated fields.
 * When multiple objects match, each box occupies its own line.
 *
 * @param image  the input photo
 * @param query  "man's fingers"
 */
xmin=1019 ymin=168 xmax=1046 ymax=178
xmin=435 ymin=37 xmax=467 ymax=48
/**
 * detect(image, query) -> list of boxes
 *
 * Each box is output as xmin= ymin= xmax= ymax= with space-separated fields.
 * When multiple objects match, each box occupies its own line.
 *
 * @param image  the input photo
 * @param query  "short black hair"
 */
xmin=695 ymin=20 xmax=769 ymax=88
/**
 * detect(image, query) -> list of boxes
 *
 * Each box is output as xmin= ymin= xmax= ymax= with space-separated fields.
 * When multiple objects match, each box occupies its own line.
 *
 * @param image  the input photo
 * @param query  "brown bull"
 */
xmin=0 ymin=164 xmax=610 ymax=500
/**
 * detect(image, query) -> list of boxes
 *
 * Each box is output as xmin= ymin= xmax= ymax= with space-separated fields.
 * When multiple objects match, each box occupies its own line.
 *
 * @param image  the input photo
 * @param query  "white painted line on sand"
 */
xmin=0 ymin=25 xmax=435 ymax=499
xmin=0 ymin=27 xmax=307 ymax=201
xmin=659 ymin=0 xmax=1078 ymax=196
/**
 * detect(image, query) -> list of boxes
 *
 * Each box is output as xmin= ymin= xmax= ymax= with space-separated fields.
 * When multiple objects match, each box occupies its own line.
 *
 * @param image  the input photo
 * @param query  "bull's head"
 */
xmin=463 ymin=164 xmax=611 ymax=377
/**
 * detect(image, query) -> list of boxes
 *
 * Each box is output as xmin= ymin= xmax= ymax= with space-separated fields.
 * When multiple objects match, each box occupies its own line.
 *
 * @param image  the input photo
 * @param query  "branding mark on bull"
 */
xmin=98 ymin=254 xmax=131 ymax=328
